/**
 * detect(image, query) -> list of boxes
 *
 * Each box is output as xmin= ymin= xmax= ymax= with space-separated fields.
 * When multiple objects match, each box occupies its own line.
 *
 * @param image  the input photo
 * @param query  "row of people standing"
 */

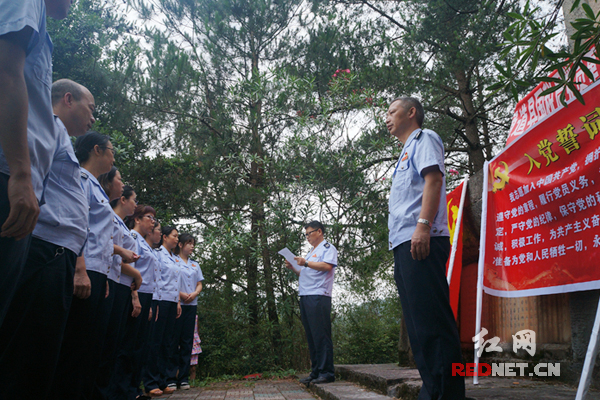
xmin=0 ymin=74 xmax=204 ymax=399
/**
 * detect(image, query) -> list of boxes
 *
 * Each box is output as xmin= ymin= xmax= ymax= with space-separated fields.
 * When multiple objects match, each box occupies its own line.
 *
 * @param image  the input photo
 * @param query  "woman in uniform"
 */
xmin=94 ymin=177 xmax=142 ymax=400
xmin=110 ymin=205 xmax=159 ymax=400
xmin=167 ymin=233 xmax=204 ymax=390
xmin=143 ymin=226 xmax=182 ymax=396
xmin=50 ymin=131 xmax=117 ymax=399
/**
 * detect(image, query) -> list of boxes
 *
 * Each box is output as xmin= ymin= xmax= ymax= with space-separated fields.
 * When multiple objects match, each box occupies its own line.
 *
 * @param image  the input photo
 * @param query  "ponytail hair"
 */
xmin=173 ymin=233 xmax=195 ymax=255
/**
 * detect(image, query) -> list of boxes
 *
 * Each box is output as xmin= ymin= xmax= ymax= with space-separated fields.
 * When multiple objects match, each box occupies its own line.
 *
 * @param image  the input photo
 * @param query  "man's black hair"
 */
xmin=391 ymin=96 xmax=425 ymax=127
xmin=304 ymin=220 xmax=325 ymax=234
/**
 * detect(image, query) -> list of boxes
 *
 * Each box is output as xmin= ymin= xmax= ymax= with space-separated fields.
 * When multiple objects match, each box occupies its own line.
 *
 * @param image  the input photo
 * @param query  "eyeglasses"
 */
xmin=143 ymin=214 xmax=156 ymax=222
xmin=304 ymin=230 xmax=317 ymax=238
xmin=102 ymin=146 xmax=116 ymax=156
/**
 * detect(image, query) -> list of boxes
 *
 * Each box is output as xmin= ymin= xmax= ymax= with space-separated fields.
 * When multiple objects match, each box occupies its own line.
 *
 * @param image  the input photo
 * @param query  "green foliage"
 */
xmin=333 ymin=297 xmax=402 ymax=364
xmin=495 ymin=0 xmax=600 ymax=106
xmin=47 ymin=0 xmax=518 ymax=375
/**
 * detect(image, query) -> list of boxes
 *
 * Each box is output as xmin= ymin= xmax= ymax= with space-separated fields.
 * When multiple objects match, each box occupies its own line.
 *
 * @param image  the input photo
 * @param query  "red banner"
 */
xmin=507 ymin=53 xmax=600 ymax=146
xmin=446 ymin=181 xmax=465 ymax=318
xmin=483 ymin=80 xmax=600 ymax=297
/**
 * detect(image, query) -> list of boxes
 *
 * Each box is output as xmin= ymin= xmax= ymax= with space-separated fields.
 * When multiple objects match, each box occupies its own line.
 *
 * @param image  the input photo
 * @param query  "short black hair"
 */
xmin=391 ymin=96 xmax=424 ymax=127
xmin=74 ymin=130 xmax=110 ymax=164
xmin=304 ymin=220 xmax=325 ymax=234
xmin=161 ymin=225 xmax=178 ymax=238
xmin=110 ymin=184 xmax=135 ymax=209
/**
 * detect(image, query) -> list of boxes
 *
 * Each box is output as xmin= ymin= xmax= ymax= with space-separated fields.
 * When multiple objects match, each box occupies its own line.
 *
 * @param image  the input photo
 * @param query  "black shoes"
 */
xmin=299 ymin=376 xmax=316 ymax=385
xmin=311 ymin=376 xmax=335 ymax=384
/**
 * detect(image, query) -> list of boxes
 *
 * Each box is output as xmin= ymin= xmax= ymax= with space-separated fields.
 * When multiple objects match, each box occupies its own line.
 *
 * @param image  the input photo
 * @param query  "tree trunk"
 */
xmin=249 ymin=46 xmax=282 ymax=351
xmin=246 ymin=248 xmax=259 ymax=326
xmin=455 ymin=69 xmax=485 ymax=172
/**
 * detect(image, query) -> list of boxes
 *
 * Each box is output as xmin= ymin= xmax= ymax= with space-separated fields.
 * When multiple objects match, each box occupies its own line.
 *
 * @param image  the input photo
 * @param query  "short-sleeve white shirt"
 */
xmin=298 ymin=240 xmax=337 ymax=297
xmin=176 ymin=256 xmax=204 ymax=306
xmin=388 ymin=128 xmax=449 ymax=250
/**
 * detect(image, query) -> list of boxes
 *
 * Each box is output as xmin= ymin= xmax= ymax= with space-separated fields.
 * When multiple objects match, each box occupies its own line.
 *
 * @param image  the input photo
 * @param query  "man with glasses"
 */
xmin=285 ymin=221 xmax=337 ymax=385
xmin=0 ymin=79 xmax=96 ymax=398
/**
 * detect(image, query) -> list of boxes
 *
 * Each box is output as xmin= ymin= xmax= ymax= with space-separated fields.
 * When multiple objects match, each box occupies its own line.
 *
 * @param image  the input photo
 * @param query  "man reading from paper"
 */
xmin=285 ymin=221 xmax=337 ymax=385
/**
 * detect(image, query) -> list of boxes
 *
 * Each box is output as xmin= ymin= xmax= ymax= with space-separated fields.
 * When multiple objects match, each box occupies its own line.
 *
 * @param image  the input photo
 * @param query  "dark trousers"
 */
xmin=393 ymin=237 xmax=465 ymax=400
xmin=166 ymin=304 xmax=197 ymax=386
xmin=136 ymin=300 xmax=159 ymax=397
xmin=93 ymin=282 xmax=132 ymax=400
xmin=49 ymin=270 xmax=112 ymax=400
xmin=0 ymin=172 xmax=32 ymax=327
xmin=108 ymin=292 xmax=153 ymax=400
xmin=143 ymin=300 xmax=178 ymax=391
xmin=299 ymin=295 xmax=334 ymax=380
xmin=0 ymin=237 xmax=76 ymax=400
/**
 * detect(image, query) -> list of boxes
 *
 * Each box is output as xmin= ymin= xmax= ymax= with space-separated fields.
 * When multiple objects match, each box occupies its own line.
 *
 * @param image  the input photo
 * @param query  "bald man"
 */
xmin=0 ymin=79 xmax=95 ymax=399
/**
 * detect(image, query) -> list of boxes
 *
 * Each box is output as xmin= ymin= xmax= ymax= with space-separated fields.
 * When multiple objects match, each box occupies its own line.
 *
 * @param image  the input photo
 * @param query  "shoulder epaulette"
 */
xmin=81 ymin=171 xmax=89 ymax=179
xmin=324 ymin=242 xmax=330 ymax=248
xmin=131 ymin=232 xmax=138 ymax=239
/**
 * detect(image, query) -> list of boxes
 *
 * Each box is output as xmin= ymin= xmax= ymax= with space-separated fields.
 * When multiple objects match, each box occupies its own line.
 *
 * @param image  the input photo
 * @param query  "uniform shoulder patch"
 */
xmin=131 ymin=232 xmax=138 ymax=239
xmin=81 ymin=171 xmax=89 ymax=179
xmin=324 ymin=242 xmax=330 ymax=248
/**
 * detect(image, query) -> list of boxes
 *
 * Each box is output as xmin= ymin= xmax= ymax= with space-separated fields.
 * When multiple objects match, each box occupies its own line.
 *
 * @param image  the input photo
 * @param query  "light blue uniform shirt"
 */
xmin=32 ymin=117 xmax=88 ymax=254
xmin=81 ymin=167 xmax=114 ymax=275
xmin=388 ymin=128 xmax=449 ymax=250
xmin=298 ymin=240 xmax=337 ymax=297
xmin=155 ymin=246 xmax=181 ymax=303
xmin=132 ymin=231 xmax=158 ymax=295
xmin=109 ymin=213 xmax=137 ymax=286
xmin=0 ymin=0 xmax=57 ymax=202
xmin=176 ymin=256 xmax=204 ymax=307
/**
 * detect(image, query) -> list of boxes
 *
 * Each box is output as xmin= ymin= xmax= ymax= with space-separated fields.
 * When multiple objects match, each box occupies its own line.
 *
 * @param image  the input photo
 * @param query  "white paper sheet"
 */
xmin=278 ymin=247 xmax=302 ymax=268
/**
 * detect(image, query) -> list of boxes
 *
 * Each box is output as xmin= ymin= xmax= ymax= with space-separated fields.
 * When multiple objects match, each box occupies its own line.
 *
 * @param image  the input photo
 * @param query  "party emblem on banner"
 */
xmin=483 ymin=76 xmax=600 ymax=298
xmin=491 ymin=161 xmax=510 ymax=193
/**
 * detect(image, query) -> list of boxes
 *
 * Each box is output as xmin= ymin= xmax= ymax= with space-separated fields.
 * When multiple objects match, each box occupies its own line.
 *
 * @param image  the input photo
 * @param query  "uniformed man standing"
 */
xmin=285 ymin=221 xmax=337 ymax=385
xmin=0 ymin=0 xmax=74 ymax=327
xmin=386 ymin=97 xmax=465 ymax=400
xmin=0 ymin=79 xmax=94 ymax=399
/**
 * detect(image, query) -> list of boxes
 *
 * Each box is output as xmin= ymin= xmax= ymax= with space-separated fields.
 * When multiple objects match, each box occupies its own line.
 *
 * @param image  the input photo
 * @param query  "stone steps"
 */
xmin=301 ymin=364 xmax=421 ymax=400
xmin=308 ymin=381 xmax=392 ymax=400
xmin=302 ymin=363 xmax=600 ymax=400
xmin=335 ymin=364 xmax=421 ymax=398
